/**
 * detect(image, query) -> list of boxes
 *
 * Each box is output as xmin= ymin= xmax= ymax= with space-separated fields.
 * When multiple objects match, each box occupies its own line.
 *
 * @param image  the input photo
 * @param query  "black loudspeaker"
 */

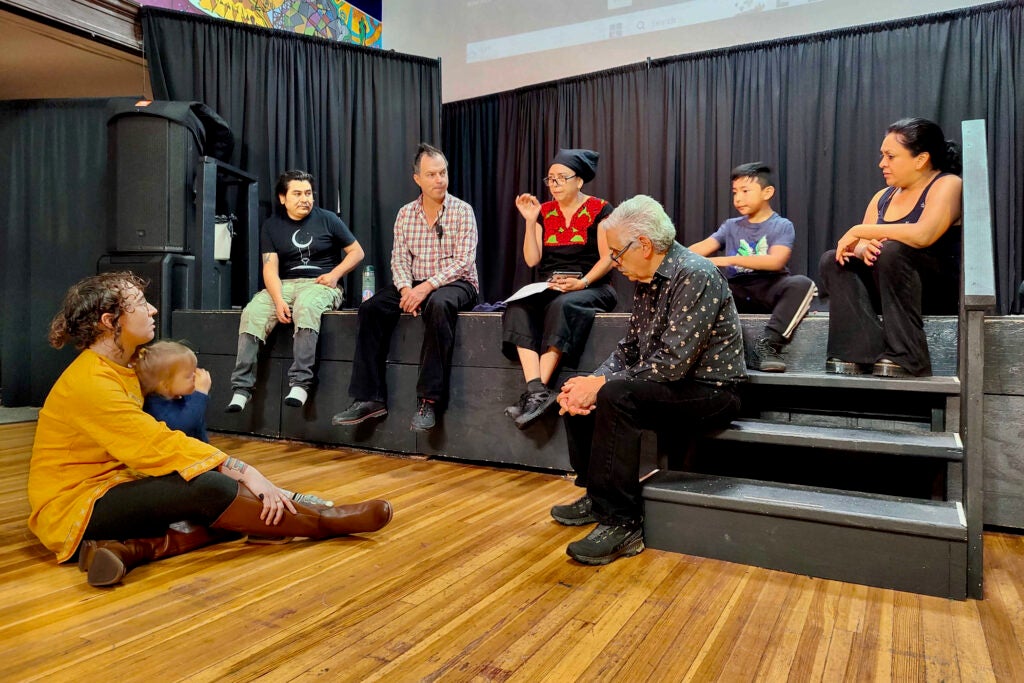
xmin=108 ymin=116 xmax=198 ymax=253
xmin=98 ymin=253 xmax=196 ymax=339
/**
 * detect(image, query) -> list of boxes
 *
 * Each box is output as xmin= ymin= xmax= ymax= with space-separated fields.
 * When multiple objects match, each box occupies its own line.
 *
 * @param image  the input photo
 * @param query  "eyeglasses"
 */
xmin=542 ymin=174 xmax=577 ymax=187
xmin=609 ymin=240 xmax=635 ymax=265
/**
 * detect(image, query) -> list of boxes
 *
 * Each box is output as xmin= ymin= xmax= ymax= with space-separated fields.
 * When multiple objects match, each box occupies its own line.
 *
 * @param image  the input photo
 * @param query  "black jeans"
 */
xmin=818 ymin=241 xmax=957 ymax=376
xmin=564 ymin=378 xmax=741 ymax=526
xmin=729 ymin=272 xmax=816 ymax=342
xmin=83 ymin=471 xmax=238 ymax=541
xmin=348 ymin=281 xmax=478 ymax=404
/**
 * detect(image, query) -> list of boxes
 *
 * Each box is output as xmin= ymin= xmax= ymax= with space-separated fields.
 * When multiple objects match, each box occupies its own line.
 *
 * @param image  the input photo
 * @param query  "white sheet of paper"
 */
xmin=502 ymin=281 xmax=553 ymax=303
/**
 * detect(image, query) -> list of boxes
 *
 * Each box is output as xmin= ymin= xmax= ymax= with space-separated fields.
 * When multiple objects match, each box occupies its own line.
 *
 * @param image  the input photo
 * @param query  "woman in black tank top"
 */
xmin=818 ymin=118 xmax=963 ymax=377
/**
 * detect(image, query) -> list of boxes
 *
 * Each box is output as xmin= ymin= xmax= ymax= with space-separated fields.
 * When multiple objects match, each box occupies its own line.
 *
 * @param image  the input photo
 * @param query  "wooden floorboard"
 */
xmin=0 ymin=421 xmax=1021 ymax=682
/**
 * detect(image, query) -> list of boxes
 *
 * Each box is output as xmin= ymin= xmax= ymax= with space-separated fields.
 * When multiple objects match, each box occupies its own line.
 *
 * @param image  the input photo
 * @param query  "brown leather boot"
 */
xmin=78 ymin=523 xmax=222 ymax=587
xmin=211 ymin=485 xmax=392 ymax=540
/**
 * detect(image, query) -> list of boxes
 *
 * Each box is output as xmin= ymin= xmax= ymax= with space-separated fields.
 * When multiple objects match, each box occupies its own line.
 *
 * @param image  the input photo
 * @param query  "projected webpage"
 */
xmin=466 ymin=0 xmax=825 ymax=63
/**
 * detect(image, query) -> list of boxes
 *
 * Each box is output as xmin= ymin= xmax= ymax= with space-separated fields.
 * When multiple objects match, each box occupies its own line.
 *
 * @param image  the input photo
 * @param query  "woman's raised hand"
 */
xmin=515 ymin=193 xmax=542 ymax=222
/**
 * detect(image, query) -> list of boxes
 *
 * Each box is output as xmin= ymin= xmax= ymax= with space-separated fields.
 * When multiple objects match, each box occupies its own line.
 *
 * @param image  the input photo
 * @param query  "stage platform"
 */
xmin=173 ymin=310 xmax=1024 ymax=531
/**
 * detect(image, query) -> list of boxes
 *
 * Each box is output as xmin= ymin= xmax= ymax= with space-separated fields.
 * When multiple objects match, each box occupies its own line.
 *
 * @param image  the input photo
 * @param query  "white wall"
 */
xmin=383 ymin=0 xmax=993 ymax=102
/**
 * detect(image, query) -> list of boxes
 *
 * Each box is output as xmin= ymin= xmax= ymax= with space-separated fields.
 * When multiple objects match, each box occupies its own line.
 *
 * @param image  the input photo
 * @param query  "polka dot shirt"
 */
xmin=594 ymin=242 xmax=747 ymax=386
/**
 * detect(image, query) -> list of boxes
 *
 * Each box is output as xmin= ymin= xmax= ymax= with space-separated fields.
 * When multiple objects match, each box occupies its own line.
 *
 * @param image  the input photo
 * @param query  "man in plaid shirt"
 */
xmin=333 ymin=143 xmax=479 ymax=432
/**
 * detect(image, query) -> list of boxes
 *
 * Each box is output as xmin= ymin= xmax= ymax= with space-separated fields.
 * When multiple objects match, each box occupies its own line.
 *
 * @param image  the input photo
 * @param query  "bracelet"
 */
xmin=580 ymin=276 xmax=590 ymax=288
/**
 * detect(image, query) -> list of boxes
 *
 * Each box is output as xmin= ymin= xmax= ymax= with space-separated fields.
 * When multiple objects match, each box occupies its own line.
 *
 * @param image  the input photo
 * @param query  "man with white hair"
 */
xmin=554 ymin=194 xmax=747 ymax=565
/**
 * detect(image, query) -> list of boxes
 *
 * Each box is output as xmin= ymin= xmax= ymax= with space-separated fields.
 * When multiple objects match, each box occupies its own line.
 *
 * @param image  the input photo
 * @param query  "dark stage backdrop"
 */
xmin=1 ymin=13 xmax=441 ymax=407
xmin=141 ymin=6 xmax=442 ymax=301
xmin=1 ymin=98 xmax=142 ymax=407
xmin=443 ymin=1 xmax=1024 ymax=314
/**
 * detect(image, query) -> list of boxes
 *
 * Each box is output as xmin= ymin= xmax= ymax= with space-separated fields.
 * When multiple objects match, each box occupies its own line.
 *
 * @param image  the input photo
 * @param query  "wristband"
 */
xmin=580 ymin=276 xmax=590 ymax=288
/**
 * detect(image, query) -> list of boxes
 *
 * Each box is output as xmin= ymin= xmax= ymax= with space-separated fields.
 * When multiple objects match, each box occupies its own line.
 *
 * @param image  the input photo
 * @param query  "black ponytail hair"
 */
xmin=887 ymin=117 xmax=962 ymax=175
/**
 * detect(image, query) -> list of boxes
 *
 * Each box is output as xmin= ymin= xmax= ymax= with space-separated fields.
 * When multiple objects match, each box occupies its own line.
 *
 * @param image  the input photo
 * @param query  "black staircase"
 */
xmin=642 ymin=120 xmax=996 ymax=600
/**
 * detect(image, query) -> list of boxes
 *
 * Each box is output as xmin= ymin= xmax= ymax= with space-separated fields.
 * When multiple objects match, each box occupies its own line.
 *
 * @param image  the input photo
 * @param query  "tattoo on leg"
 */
xmin=224 ymin=457 xmax=248 ymax=474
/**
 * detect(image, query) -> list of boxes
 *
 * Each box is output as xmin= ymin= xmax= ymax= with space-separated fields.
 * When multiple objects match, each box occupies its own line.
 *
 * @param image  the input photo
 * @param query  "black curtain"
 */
xmin=1 ymin=98 xmax=142 ymax=406
xmin=443 ymin=1 xmax=1024 ymax=314
xmin=141 ymin=6 xmax=442 ymax=300
xmin=443 ymin=67 xmax=649 ymax=309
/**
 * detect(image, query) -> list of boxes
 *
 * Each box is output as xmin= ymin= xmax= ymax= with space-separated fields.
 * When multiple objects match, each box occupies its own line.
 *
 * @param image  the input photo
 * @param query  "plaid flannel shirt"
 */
xmin=391 ymin=193 xmax=479 ymax=292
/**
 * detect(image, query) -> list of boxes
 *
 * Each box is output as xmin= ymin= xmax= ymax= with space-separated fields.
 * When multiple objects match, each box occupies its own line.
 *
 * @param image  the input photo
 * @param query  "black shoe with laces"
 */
xmin=504 ymin=390 xmax=531 ymax=421
xmin=749 ymin=336 xmax=786 ymax=372
xmin=550 ymin=495 xmax=597 ymax=526
xmin=410 ymin=398 xmax=436 ymax=431
xmin=566 ymin=523 xmax=645 ymax=565
xmin=331 ymin=400 xmax=387 ymax=426
xmin=513 ymin=389 xmax=558 ymax=429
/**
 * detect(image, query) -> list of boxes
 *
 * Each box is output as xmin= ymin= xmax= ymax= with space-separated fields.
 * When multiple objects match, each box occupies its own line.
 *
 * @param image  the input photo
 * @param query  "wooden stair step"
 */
xmin=643 ymin=471 xmax=966 ymax=540
xmin=642 ymin=470 xmax=968 ymax=598
xmin=746 ymin=370 xmax=960 ymax=394
xmin=707 ymin=419 xmax=963 ymax=460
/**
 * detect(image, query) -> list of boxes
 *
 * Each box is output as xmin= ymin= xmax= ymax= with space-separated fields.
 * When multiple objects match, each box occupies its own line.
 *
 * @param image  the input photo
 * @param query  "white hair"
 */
xmin=600 ymin=195 xmax=677 ymax=252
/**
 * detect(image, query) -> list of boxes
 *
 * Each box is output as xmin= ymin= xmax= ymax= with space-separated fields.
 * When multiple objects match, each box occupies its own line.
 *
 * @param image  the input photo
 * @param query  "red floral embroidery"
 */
xmin=542 ymin=197 xmax=607 ymax=247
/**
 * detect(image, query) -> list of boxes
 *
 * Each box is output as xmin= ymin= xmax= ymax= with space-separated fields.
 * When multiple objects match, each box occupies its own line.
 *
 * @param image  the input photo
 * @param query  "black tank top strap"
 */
xmin=875 ymin=172 xmax=953 ymax=224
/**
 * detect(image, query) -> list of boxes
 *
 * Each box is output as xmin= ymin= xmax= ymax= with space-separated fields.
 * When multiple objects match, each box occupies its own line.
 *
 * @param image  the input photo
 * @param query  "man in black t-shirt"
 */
xmin=226 ymin=170 xmax=364 ymax=412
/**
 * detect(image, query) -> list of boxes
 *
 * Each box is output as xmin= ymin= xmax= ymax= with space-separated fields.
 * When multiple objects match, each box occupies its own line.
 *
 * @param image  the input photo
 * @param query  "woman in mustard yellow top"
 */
xmin=29 ymin=272 xmax=393 ymax=587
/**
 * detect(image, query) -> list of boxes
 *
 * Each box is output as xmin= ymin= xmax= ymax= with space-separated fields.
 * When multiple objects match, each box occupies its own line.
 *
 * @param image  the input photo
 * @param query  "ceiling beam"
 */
xmin=0 ymin=0 xmax=141 ymax=52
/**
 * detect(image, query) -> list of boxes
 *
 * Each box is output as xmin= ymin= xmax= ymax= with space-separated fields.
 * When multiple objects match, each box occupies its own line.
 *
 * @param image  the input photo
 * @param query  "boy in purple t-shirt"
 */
xmin=689 ymin=162 xmax=816 ymax=372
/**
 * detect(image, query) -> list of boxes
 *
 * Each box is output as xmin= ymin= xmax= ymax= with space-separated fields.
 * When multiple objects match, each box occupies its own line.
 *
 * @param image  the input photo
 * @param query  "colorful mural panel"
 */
xmin=138 ymin=1 xmax=382 ymax=47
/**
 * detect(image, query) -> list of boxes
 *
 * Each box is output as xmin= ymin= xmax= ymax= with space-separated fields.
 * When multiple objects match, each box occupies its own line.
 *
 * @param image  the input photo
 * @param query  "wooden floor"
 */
xmin=2 ymin=422 xmax=1024 ymax=682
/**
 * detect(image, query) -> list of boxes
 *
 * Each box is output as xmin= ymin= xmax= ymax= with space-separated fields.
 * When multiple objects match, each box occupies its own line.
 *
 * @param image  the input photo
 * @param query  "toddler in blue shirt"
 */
xmin=136 ymin=341 xmax=332 ymax=507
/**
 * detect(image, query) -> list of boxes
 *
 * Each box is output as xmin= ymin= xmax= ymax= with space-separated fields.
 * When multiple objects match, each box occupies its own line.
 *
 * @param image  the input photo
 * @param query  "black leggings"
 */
xmin=82 ymin=471 xmax=238 ymax=542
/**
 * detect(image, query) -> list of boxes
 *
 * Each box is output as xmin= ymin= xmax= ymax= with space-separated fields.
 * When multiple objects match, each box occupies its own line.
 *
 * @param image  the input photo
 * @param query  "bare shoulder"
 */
xmin=933 ymin=173 xmax=963 ymax=192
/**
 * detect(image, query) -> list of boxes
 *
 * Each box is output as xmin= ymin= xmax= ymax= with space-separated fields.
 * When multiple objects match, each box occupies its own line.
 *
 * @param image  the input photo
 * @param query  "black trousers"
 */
xmin=818 ymin=241 xmax=957 ymax=376
xmin=348 ymin=281 xmax=478 ymax=404
xmin=565 ymin=378 xmax=741 ymax=526
xmin=83 ymin=471 xmax=237 ymax=542
xmin=729 ymin=272 xmax=816 ymax=342
xmin=501 ymin=284 xmax=617 ymax=364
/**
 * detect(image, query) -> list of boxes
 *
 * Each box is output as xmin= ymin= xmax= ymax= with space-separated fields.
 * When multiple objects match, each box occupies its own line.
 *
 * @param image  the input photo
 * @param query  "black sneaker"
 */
xmin=331 ymin=400 xmax=387 ymax=426
xmin=513 ymin=389 xmax=558 ymax=429
xmin=749 ymin=337 xmax=786 ymax=372
xmin=504 ymin=390 xmax=531 ymax=421
xmin=550 ymin=495 xmax=596 ymax=526
xmin=410 ymin=398 xmax=436 ymax=431
xmin=567 ymin=523 xmax=645 ymax=565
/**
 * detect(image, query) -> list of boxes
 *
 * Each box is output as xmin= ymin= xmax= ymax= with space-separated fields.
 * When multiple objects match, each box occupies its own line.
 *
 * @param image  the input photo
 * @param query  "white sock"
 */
xmin=228 ymin=392 xmax=249 ymax=410
xmin=285 ymin=386 xmax=308 ymax=406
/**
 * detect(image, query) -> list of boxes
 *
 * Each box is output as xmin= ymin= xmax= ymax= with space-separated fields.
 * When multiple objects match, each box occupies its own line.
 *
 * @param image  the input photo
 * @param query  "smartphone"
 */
xmin=550 ymin=271 xmax=583 ymax=280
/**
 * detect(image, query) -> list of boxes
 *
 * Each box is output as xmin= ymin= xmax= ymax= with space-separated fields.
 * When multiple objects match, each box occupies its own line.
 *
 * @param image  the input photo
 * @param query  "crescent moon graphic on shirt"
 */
xmin=292 ymin=230 xmax=313 ymax=249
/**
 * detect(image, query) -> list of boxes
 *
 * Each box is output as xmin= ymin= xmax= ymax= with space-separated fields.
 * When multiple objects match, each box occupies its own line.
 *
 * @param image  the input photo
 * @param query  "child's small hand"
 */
xmin=194 ymin=368 xmax=212 ymax=394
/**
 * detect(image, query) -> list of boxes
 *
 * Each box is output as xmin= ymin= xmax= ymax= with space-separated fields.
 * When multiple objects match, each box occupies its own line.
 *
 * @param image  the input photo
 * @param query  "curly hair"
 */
xmin=48 ymin=272 xmax=149 ymax=351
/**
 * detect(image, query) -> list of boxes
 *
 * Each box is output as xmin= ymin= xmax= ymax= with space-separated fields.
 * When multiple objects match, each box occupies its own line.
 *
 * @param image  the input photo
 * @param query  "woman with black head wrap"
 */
xmin=502 ymin=148 xmax=617 ymax=428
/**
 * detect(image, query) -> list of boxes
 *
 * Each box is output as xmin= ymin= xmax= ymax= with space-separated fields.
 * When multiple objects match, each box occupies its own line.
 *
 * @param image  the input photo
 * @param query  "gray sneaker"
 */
xmin=291 ymin=492 xmax=333 ymax=507
xmin=332 ymin=400 xmax=387 ymax=426
xmin=504 ymin=390 xmax=531 ymax=421
xmin=749 ymin=337 xmax=786 ymax=372
xmin=514 ymin=389 xmax=558 ymax=429
xmin=567 ymin=523 xmax=644 ymax=565
xmin=550 ymin=495 xmax=596 ymax=526
xmin=410 ymin=398 xmax=436 ymax=432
